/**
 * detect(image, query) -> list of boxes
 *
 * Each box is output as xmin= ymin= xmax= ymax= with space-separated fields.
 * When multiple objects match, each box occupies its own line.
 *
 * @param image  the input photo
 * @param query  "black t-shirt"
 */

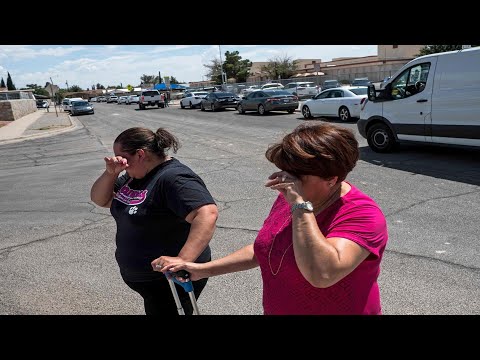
xmin=110 ymin=158 xmax=215 ymax=282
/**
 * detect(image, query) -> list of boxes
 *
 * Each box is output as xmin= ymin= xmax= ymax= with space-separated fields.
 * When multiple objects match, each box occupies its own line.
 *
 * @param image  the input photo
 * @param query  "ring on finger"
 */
xmin=281 ymin=175 xmax=287 ymax=182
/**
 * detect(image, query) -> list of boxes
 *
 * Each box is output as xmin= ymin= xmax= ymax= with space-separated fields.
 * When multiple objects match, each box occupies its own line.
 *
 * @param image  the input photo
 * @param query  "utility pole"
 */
xmin=50 ymin=77 xmax=58 ymax=117
xmin=218 ymin=45 xmax=226 ymax=91
xmin=65 ymin=80 xmax=69 ymax=92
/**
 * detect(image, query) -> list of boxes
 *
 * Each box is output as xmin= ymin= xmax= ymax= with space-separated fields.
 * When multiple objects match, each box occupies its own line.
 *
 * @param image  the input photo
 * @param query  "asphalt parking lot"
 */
xmin=0 ymin=102 xmax=479 ymax=315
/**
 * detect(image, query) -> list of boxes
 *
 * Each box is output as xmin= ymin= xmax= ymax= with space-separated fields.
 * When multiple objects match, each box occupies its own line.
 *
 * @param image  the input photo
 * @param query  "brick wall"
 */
xmin=0 ymin=99 xmax=37 ymax=121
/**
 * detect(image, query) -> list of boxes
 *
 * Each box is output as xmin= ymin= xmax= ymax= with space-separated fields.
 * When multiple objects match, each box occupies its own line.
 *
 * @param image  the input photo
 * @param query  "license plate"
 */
xmin=283 ymin=99 xmax=290 ymax=102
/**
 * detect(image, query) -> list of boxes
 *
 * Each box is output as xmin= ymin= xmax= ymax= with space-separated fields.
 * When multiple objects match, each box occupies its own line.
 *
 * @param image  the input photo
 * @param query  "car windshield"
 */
xmin=215 ymin=92 xmax=236 ymax=97
xmin=193 ymin=92 xmax=208 ymax=96
xmin=73 ymin=101 xmax=89 ymax=106
xmin=349 ymin=87 xmax=368 ymax=95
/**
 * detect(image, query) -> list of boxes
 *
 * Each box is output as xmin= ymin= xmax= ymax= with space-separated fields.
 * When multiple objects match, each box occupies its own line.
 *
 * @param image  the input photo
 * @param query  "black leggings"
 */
xmin=125 ymin=277 xmax=208 ymax=315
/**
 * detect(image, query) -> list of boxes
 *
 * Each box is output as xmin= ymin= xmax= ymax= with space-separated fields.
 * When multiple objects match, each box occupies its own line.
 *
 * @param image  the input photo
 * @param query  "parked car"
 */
xmin=200 ymin=92 xmax=241 ymax=111
xmin=180 ymin=91 xmax=208 ymax=109
xmin=36 ymin=100 xmax=49 ymax=108
xmin=97 ymin=96 xmax=107 ymax=102
xmin=237 ymin=89 xmax=298 ymax=115
xmin=117 ymin=96 xmax=128 ymax=104
xmin=241 ymin=85 xmax=261 ymax=96
xmin=62 ymin=97 xmax=84 ymax=112
xmin=70 ymin=100 xmax=94 ymax=116
xmin=260 ymin=83 xmax=284 ymax=90
xmin=283 ymin=82 xmax=319 ymax=98
xmin=322 ymin=79 xmax=342 ymax=90
xmin=126 ymin=95 xmax=139 ymax=105
xmin=106 ymin=95 xmax=118 ymax=103
xmin=351 ymin=78 xmax=371 ymax=86
xmin=301 ymin=86 xmax=368 ymax=122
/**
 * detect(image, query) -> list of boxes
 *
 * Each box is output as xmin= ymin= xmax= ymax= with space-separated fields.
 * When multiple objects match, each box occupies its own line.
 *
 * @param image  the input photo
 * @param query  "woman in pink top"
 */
xmin=155 ymin=122 xmax=388 ymax=315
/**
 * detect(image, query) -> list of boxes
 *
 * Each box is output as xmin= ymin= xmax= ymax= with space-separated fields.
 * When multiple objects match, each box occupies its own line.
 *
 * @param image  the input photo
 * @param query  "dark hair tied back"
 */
xmin=154 ymin=128 xmax=180 ymax=156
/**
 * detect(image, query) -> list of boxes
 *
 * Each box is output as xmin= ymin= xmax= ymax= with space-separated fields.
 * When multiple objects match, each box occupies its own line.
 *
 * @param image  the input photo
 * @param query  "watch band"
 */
xmin=291 ymin=201 xmax=314 ymax=213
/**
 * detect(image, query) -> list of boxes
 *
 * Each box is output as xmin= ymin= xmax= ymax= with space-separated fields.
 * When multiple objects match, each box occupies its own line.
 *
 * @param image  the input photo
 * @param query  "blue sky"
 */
xmin=0 ymin=45 xmax=377 ymax=90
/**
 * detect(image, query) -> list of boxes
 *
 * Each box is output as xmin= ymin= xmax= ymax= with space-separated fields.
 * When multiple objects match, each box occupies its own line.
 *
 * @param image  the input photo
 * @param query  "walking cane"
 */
xmin=165 ymin=270 xmax=200 ymax=315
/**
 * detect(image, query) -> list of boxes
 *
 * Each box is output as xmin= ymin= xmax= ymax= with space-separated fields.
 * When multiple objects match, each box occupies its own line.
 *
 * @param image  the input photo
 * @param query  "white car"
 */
xmin=117 ymin=96 xmax=128 ymax=104
xmin=301 ymin=86 xmax=368 ymax=122
xmin=241 ymin=85 xmax=261 ymax=96
xmin=283 ymin=82 xmax=319 ymax=98
xmin=126 ymin=95 xmax=139 ymax=104
xmin=260 ymin=83 xmax=284 ymax=90
xmin=180 ymin=91 xmax=208 ymax=109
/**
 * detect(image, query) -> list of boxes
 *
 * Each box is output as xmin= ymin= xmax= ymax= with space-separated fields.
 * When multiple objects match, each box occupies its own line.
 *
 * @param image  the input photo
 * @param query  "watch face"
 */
xmin=305 ymin=202 xmax=314 ymax=211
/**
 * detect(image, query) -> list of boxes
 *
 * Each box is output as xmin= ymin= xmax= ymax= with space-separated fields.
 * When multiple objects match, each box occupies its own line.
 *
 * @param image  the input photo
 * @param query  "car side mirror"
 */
xmin=367 ymin=84 xmax=376 ymax=101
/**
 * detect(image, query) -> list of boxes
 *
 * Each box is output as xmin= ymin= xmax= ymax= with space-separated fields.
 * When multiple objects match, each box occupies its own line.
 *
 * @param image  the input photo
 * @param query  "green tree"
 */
xmin=204 ymin=58 xmax=223 ymax=84
xmin=417 ymin=45 xmax=479 ymax=56
xmin=261 ymin=54 xmax=298 ymax=80
xmin=7 ymin=72 xmax=16 ymax=90
xmin=23 ymin=84 xmax=49 ymax=97
xmin=140 ymin=74 xmax=156 ymax=85
xmin=223 ymin=51 xmax=252 ymax=83
xmin=126 ymin=84 xmax=134 ymax=92
xmin=69 ymin=85 xmax=83 ymax=92
xmin=204 ymin=51 xmax=253 ymax=84
xmin=170 ymin=76 xmax=179 ymax=84
xmin=96 ymin=83 xmax=105 ymax=90
xmin=0 ymin=78 xmax=5 ymax=88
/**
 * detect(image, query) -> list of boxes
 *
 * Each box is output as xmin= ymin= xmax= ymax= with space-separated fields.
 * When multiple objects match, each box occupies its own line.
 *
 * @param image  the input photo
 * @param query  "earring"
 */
xmin=329 ymin=183 xmax=334 ymax=187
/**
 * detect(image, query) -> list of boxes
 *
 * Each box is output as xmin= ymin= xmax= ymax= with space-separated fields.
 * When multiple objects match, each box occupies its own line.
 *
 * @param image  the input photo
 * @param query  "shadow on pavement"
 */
xmin=359 ymin=144 xmax=480 ymax=186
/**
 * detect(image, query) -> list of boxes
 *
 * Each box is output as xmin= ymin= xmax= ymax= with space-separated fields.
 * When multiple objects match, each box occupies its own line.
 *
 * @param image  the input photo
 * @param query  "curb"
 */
xmin=0 ymin=113 xmax=80 ymax=145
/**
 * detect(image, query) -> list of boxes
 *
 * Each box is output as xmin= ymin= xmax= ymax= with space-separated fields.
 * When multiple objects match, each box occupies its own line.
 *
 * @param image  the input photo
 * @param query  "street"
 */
xmin=0 ymin=102 xmax=479 ymax=314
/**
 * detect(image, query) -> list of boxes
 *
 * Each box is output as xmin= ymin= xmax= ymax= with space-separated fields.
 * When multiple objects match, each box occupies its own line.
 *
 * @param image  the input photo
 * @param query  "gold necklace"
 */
xmin=267 ymin=184 xmax=343 ymax=276
xmin=268 ymin=215 xmax=293 ymax=276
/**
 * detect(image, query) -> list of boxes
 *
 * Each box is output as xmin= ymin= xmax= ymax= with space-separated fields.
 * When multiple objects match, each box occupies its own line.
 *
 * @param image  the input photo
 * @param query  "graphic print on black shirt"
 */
xmin=110 ymin=158 xmax=215 ymax=282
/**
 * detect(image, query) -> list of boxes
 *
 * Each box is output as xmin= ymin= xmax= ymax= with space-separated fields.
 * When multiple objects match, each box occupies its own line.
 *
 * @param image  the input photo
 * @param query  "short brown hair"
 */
xmin=265 ymin=122 xmax=359 ymax=182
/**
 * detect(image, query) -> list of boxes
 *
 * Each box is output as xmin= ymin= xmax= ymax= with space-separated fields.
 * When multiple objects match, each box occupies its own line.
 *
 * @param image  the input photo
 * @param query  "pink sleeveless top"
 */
xmin=253 ymin=183 xmax=388 ymax=315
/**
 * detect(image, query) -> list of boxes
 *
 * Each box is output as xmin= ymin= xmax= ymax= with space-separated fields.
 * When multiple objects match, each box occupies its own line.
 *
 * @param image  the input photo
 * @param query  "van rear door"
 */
xmin=383 ymin=58 xmax=436 ymax=144
xmin=430 ymin=49 xmax=480 ymax=147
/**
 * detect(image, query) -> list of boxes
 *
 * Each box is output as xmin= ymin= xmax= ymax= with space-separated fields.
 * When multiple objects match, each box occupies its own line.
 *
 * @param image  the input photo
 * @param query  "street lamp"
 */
xmin=218 ymin=45 xmax=226 ymax=91
xmin=65 ymin=80 xmax=69 ymax=92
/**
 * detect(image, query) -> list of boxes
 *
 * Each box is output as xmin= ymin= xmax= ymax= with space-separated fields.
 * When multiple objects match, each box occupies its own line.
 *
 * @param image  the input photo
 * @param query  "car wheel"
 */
xmin=180 ymin=102 xmax=185 ymax=109
xmin=237 ymin=104 xmax=245 ymax=114
xmin=201 ymin=103 xmax=205 ymax=111
xmin=189 ymin=101 xmax=193 ymax=108
xmin=367 ymin=123 xmax=398 ymax=153
xmin=258 ymin=104 xmax=266 ymax=115
xmin=287 ymin=109 xmax=295 ymax=114
xmin=211 ymin=104 xmax=215 ymax=112
xmin=302 ymin=105 xmax=312 ymax=119
xmin=338 ymin=106 xmax=351 ymax=122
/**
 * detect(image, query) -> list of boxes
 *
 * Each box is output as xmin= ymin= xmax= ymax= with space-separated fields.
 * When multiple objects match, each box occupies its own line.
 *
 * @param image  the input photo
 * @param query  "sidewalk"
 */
xmin=0 ymin=106 xmax=78 ymax=144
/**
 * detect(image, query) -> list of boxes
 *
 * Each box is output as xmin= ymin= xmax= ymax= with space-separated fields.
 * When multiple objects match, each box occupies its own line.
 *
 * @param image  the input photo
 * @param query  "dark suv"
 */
xmin=322 ymin=80 xmax=342 ymax=89
xmin=351 ymin=78 xmax=371 ymax=86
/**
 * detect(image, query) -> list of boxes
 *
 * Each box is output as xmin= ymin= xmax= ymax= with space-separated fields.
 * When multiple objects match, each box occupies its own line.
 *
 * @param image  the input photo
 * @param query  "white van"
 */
xmin=358 ymin=47 xmax=480 ymax=152
xmin=62 ymin=97 xmax=84 ymax=112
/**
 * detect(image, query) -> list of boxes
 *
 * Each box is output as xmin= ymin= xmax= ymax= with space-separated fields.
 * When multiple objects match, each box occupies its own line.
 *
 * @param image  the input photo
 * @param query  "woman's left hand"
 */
xmin=151 ymin=256 xmax=185 ymax=273
xmin=265 ymin=171 xmax=304 ymax=205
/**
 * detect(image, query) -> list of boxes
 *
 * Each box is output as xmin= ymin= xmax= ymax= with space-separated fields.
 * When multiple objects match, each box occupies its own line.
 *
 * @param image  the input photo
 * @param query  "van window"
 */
xmin=390 ymin=63 xmax=430 ymax=99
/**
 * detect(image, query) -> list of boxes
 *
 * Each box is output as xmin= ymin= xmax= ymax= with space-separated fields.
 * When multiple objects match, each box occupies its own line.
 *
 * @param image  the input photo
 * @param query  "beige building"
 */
xmin=246 ymin=45 xmax=425 ymax=83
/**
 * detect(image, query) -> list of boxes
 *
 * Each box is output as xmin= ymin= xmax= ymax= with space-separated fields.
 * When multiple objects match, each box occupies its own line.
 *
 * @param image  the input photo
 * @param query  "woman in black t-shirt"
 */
xmin=90 ymin=127 xmax=218 ymax=315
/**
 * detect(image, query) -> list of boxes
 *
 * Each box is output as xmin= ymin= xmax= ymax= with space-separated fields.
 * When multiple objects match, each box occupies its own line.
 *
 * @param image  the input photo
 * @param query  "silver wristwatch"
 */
xmin=291 ymin=201 xmax=314 ymax=214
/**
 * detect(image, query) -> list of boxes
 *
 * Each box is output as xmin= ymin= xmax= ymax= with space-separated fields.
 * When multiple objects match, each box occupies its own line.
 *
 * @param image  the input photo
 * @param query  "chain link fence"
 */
xmin=216 ymin=66 xmax=406 ymax=95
